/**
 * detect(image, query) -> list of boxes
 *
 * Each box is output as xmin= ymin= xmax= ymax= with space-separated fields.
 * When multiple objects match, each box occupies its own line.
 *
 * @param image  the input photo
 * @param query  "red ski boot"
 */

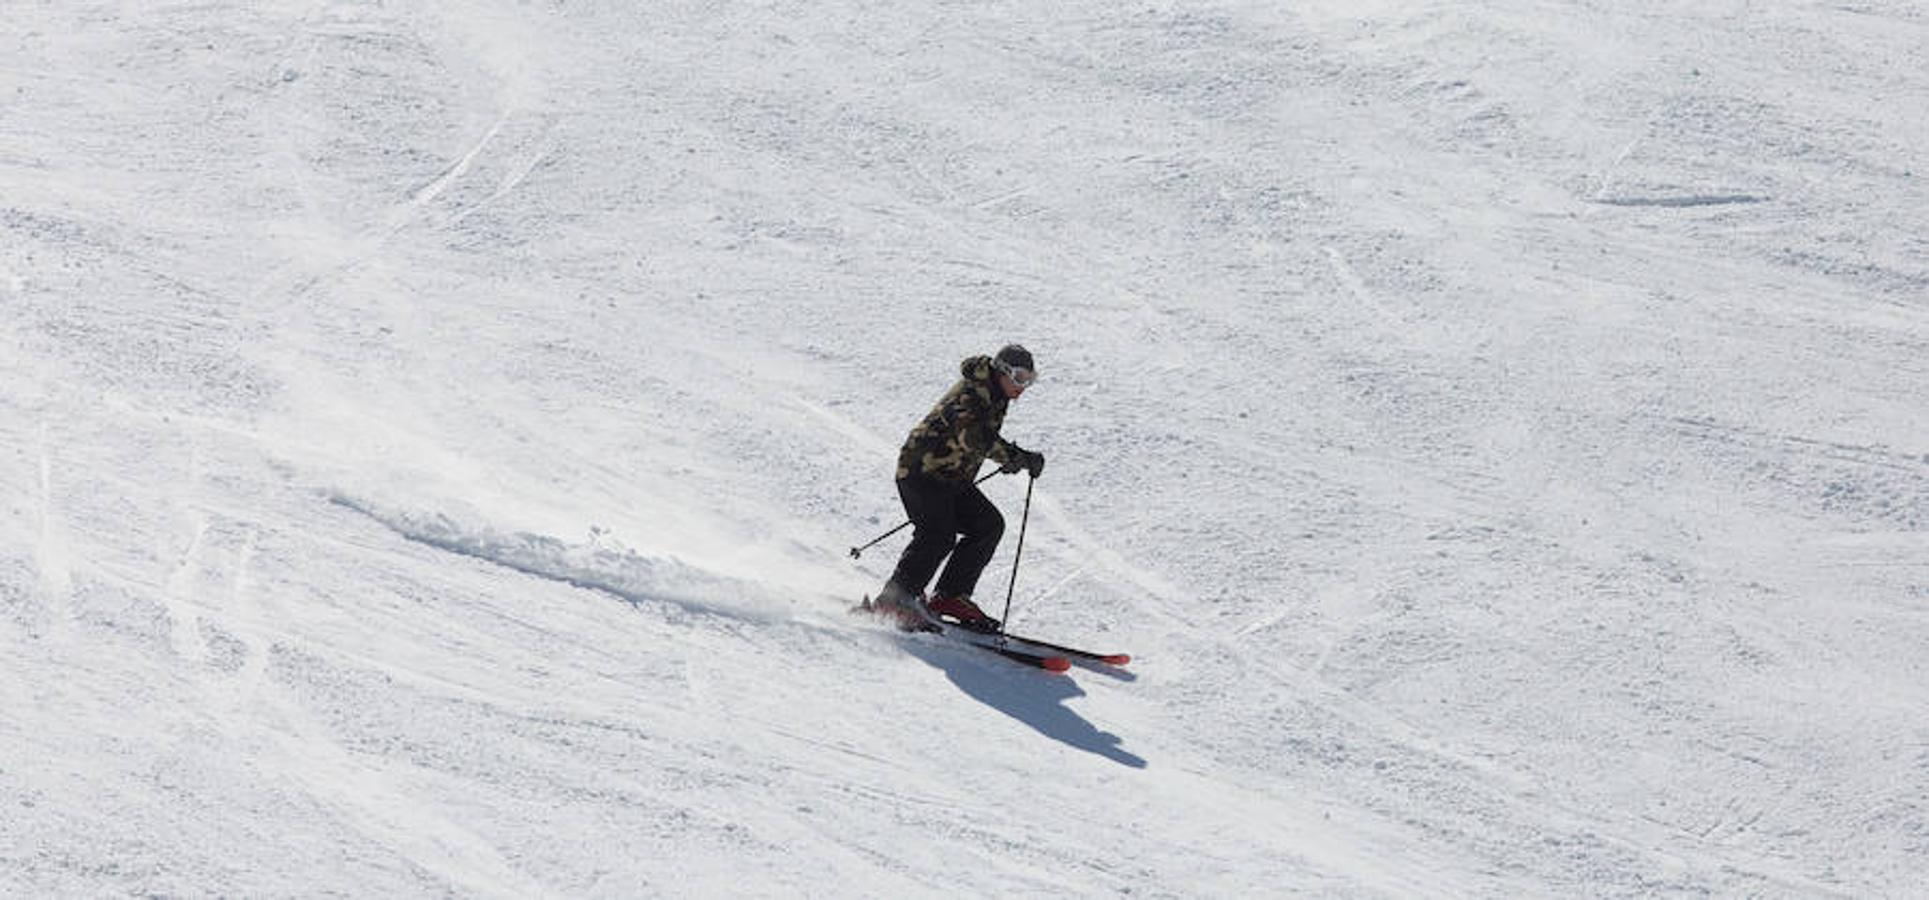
xmin=926 ymin=594 xmax=1001 ymax=634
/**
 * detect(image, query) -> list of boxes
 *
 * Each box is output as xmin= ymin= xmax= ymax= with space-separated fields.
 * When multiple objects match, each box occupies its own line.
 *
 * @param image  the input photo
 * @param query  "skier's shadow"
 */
xmin=902 ymin=640 xmax=1147 ymax=769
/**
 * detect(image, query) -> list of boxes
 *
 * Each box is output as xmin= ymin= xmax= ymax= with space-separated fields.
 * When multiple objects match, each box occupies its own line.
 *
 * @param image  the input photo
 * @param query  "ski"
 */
xmin=939 ymin=627 xmax=1073 ymax=673
xmin=853 ymin=598 xmax=1071 ymax=672
xmin=996 ymin=632 xmax=1131 ymax=667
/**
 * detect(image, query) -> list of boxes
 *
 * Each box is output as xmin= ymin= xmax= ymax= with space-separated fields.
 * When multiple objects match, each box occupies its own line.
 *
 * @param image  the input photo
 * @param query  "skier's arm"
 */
xmin=944 ymin=394 xmax=1012 ymax=468
xmin=988 ymin=434 xmax=1017 ymax=468
xmin=949 ymin=402 xmax=1001 ymax=459
xmin=949 ymin=391 xmax=1041 ymax=476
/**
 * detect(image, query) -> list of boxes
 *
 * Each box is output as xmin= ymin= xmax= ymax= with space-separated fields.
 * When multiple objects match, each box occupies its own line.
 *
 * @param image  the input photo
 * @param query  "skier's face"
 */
xmin=994 ymin=361 xmax=1035 ymax=400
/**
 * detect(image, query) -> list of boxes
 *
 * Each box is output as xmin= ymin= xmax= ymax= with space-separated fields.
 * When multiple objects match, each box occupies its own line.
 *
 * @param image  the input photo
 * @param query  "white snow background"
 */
xmin=3 ymin=1 xmax=1926 ymax=895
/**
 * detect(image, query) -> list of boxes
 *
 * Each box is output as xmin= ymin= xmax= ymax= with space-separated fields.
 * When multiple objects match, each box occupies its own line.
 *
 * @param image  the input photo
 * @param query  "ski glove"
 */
xmin=1002 ymin=448 xmax=1045 ymax=479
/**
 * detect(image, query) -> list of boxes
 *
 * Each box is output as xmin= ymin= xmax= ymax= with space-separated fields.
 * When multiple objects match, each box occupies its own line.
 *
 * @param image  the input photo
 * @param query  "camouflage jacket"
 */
xmin=896 ymin=355 xmax=1020 ymax=483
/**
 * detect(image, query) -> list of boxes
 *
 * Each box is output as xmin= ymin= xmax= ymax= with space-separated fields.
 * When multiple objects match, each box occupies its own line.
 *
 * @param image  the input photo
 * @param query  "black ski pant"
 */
xmin=889 ymin=475 xmax=1005 ymax=600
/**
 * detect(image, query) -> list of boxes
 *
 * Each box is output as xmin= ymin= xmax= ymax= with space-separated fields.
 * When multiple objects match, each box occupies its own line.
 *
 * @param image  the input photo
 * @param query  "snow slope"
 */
xmin=4 ymin=0 xmax=1925 ymax=895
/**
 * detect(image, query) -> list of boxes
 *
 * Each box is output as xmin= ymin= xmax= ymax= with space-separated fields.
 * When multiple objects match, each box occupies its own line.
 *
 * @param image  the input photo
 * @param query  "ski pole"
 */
xmin=998 ymin=473 xmax=1036 ymax=634
xmin=849 ymin=469 xmax=1002 ymax=559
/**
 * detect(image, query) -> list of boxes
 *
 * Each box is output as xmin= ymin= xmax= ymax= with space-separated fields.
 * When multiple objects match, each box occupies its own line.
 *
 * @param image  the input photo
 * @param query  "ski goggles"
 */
xmin=995 ymin=360 xmax=1037 ymax=388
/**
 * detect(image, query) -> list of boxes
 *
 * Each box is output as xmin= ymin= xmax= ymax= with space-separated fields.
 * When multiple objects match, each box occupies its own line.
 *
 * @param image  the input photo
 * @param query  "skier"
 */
xmin=870 ymin=344 xmax=1046 ymax=633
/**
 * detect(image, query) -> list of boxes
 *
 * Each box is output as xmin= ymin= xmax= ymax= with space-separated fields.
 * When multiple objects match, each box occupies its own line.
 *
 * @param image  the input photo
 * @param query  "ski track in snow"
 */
xmin=4 ymin=0 xmax=1928 ymax=896
xmin=32 ymin=426 xmax=75 ymax=625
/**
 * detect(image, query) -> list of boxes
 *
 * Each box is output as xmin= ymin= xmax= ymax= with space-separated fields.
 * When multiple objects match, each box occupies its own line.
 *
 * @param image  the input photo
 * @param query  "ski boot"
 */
xmin=864 ymin=580 xmax=936 ymax=632
xmin=926 ymin=594 xmax=1001 ymax=634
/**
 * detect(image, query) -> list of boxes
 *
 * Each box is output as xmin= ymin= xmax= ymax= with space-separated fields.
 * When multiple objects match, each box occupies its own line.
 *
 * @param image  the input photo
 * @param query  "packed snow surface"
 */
xmin=4 ymin=1 xmax=1926 ymax=895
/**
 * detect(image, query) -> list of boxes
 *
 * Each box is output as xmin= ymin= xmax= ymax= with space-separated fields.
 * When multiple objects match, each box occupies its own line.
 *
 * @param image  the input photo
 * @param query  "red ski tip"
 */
xmin=1100 ymin=654 xmax=1131 ymax=666
xmin=1042 ymin=656 xmax=1073 ymax=673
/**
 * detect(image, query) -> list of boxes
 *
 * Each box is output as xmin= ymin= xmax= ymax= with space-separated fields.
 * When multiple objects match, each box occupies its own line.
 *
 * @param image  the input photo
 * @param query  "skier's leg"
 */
xmin=888 ymin=476 xmax=960 ymax=597
xmin=933 ymin=485 xmax=1004 ymax=600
